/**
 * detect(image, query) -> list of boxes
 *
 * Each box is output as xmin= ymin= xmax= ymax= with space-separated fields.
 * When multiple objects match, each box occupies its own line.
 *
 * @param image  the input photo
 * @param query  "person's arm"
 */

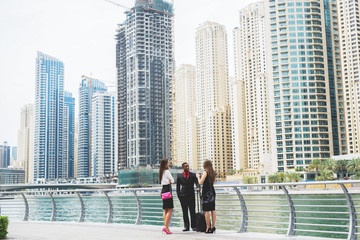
xmin=197 ymin=171 xmax=207 ymax=185
xmin=194 ymin=173 xmax=200 ymax=191
xmin=166 ymin=170 xmax=174 ymax=184
xmin=176 ymin=174 xmax=180 ymax=195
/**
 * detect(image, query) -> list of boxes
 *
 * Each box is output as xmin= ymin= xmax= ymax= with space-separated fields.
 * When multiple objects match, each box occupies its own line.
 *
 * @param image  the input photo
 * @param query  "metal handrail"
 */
xmin=0 ymin=180 xmax=359 ymax=239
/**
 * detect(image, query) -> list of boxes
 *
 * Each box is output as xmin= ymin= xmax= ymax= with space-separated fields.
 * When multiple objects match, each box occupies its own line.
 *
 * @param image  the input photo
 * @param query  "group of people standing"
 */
xmin=159 ymin=159 xmax=217 ymax=235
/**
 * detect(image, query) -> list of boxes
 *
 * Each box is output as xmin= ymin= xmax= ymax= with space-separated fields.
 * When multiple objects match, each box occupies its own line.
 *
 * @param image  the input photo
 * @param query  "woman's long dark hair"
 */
xmin=159 ymin=159 xmax=169 ymax=182
xmin=203 ymin=160 xmax=216 ymax=184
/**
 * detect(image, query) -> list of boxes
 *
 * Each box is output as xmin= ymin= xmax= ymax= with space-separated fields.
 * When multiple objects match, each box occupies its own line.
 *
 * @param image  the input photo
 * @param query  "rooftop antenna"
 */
xmin=104 ymin=0 xmax=130 ymax=10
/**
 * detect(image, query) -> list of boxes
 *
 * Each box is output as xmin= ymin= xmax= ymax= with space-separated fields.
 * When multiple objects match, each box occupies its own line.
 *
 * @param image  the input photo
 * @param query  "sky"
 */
xmin=0 ymin=0 xmax=258 ymax=147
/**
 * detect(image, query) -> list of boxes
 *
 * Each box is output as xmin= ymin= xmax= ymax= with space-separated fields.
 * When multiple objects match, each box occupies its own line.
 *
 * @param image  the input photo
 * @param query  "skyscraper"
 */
xmin=17 ymin=104 xmax=34 ymax=183
xmin=63 ymin=91 xmax=75 ymax=178
xmin=0 ymin=142 xmax=10 ymax=168
xmin=232 ymin=2 xmax=272 ymax=173
xmin=196 ymin=21 xmax=233 ymax=179
xmin=116 ymin=0 xmax=174 ymax=167
xmin=12 ymin=147 xmax=17 ymax=161
xmin=78 ymin=76 xmax=107 ymax=178
xmin=34 ymin=51 xmax=64 ymax=180
xmin=265 ymin=0 xmax=346 ymax=172
xmin=338 ymin=0 xmax=360 ymax=154
xmin=173 ymin=64 xmax=198 ymax=169
xmin=91 ymin=91 xmax=117 ymax=177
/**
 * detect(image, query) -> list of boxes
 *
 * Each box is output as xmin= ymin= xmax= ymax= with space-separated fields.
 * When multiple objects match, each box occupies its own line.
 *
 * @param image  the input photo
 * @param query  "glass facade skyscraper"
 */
xmin=266 ymin=0 xmax=346 ymax=172
xmin=91 ymin=91 xmax=117 ymax=177
xmin=0 ymin=142 xmax=10 ymax=168
xmin=63 ymin=91 xmax=75 ymax=178
xmin=34 ymin=51 xmax=64 ymax=180
xmin=78 ymin=76 xmax=107 ymax=177
xmin=116 ymin=0 xmax=174 ymax=167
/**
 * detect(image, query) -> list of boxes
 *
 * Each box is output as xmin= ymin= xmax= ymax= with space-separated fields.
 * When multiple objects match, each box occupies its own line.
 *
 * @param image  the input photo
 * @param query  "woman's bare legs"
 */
xmin=163 ymin=209 xmax=167 ymax=227
xmin=205 ymin=211 xmax=211 ymax=231
xmin=211 ymin=210 xmax=216 ymax=229
xmin=165 ymin=208 xmax=173 ymax=231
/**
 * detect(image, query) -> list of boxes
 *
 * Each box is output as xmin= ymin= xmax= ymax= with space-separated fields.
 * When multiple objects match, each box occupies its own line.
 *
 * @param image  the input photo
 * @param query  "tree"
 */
xmin=308 ymin=159 xmax=322 ymax=177
xmin=286 ymin=172 xmax=301 ymax=183
xmin=347 ymin=158 xmax=360 ymax=176
xmin=334 ymin=160 xmax=349 ymax=179
xmin=268 ymin=173 xmax=280 ymax=183
xmin=243 ymin=176 xmax=255 ymax=184
xmin=320 ymin=158 xmax=335 ymax=172
xmin=315 ymin=169 xmax=334 ymax=188
xmin=278 ymin=172 xmax=286 ymax=183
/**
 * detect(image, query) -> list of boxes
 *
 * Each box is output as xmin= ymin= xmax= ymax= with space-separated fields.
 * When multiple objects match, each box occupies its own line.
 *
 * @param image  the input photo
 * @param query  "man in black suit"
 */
xmin=176 ymin=162 xmax=200 ymax=231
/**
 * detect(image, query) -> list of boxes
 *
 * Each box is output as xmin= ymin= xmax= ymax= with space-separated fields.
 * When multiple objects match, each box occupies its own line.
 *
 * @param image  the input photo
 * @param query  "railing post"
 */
xmin=104 ymin=191 xmax=113 ymax=223
xmin=133 ymin=190 xmax=142 ymax=225
xmin=20 ymin=193 xmax=29 ymax=221
xmin=76 ymin=192 xmax=85 ymax=222
xmin=340 ymin=183 xmax=357 ymax=240
xmin=234 ymin=187 xmax=247 ymax=233
xmin=48 ymin=192 xmax=56 ymax=221
xmin=281 ymin=186 xmax=296 ymax=236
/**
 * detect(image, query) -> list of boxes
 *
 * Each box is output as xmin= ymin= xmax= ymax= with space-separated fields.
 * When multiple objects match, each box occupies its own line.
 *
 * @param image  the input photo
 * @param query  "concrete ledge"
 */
xmin=7 ymin=221 xmax=335 ymax=240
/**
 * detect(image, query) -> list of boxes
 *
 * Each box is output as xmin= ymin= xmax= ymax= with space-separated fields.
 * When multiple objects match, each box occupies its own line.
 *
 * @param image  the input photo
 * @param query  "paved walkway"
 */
xmin=7 ymin=222 xmax=334 ymax=240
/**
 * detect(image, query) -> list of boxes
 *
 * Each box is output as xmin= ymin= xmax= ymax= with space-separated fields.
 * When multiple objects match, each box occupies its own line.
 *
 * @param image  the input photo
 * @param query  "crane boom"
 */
xmin=104 ymin=0 xmax=130 ymax=10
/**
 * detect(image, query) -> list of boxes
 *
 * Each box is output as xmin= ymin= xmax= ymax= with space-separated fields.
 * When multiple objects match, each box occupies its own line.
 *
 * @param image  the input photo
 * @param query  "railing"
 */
xmin=1 ymin=180 xmax=360 ymax=239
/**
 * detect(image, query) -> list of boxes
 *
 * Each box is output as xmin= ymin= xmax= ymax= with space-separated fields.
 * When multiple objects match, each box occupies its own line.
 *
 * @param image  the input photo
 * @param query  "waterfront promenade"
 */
xmin=7 ymin=222 xmax=334 ymax=240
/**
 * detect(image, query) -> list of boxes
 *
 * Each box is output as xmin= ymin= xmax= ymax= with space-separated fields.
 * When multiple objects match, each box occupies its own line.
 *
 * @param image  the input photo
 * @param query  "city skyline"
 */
xmin=0 ymin=0 xmax=259 ymax=146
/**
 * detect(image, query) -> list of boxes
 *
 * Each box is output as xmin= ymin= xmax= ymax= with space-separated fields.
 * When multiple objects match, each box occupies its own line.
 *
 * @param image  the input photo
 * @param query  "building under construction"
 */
xmin=116 ymin=0 xmax=174 ymax=168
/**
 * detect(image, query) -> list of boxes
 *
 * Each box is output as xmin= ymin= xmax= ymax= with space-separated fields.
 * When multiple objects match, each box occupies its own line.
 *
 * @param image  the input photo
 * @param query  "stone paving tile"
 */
xmin=7 ymin=222 xmax=334 ymax=240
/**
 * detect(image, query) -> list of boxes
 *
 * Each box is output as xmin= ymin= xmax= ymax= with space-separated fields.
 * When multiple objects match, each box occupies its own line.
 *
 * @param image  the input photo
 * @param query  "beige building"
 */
xmin=196 ymin=21 xmax=233 ymax=179
xmin=232 ymin=2 xmax=272 ymax=174
xmin=338 ymin=0 xmax=360 ymax=154
xmin=173 ymin=64 xmax=198 ymax=169
xmin=17 ymin=104 xmax=34 ymax=183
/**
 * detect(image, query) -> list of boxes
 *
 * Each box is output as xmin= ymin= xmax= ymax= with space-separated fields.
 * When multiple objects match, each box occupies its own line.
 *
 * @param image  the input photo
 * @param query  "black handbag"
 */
xmin=202 ymin=177 xmax=215 ymax=204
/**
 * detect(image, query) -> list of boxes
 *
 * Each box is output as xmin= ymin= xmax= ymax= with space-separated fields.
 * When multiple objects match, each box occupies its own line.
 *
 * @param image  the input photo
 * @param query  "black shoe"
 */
xmin=192 ymin=228 xmax=197 ymax=232
xmin=212 ymin=227 xmax=216 ymax=233
xmin=182 ymin=227 xmax=190 ymax=232
xmin=205 ymin=228 xmax=213 ymax=234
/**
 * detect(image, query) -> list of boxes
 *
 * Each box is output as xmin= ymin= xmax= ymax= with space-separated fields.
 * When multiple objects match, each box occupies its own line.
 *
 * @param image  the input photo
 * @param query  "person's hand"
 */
xmin=196 ymin=188 xmax=200 ymax=192
xmin=196 ymin=173 xmax=200 ymax=178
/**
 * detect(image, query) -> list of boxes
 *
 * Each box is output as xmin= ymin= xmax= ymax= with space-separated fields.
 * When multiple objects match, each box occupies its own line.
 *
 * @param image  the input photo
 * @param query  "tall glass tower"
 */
xmin=63 ymin=91 xmax=75 ymax=178
xmin=34 ymin=51 xmax=64 ymax=180
xmin=78 ymin=76 xmax=107 ymax=177
xmin=266 ymin=0 xmax=346 ymax=172
xmin=116 ymin=0 xmax=174 ymax=167
xmin=91 ymin=91 xmax=117 ymax=177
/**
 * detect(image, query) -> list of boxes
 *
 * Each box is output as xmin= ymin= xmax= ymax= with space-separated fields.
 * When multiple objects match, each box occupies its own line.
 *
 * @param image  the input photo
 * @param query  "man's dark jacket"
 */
xmin=176 ymin=172 xmax=200 ymax=198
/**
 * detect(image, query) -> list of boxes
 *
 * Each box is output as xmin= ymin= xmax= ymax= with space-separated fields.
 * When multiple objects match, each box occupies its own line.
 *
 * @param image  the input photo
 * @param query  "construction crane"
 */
xmin=104 ymin=0 xmax=130 ymax=10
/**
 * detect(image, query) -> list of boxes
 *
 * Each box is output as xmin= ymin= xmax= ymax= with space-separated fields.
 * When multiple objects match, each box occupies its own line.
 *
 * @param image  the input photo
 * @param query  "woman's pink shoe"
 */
xmin=162 ymin=227 xmax=173 ymax=235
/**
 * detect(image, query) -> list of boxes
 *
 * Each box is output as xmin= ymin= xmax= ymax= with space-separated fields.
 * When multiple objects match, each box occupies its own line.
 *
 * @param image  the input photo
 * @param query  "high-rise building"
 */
xmin=338 ymin=0 xmax=360 ymax=154
xmin=195 ymin=21 xmax=233 ymax=179
xmin=78 ymin=76 xmax=107 ymax=178
xmin=116 ymin=0 xmax=174 ymax=167
xmin=74 ymin=120 xmax=79 ymax=178
xmin=17 ymin=104 xmax=34 ymax=183
xmin=63 ymin=91 xmax=75 ymax=178
xmin=173 ymin=64 xmax=198 ymax=169
xmin=34 ymin=51 xmax=65 ymax=180
xmin=0 ymin=142 xmax=10 ymax=168
xmin=11 ymin=147 xmax=17 ymax=161
xmin=265 ymin=0 xmax=346 ymax=172
xmin=232 ymin=2 xmax=272 ymax=173
xmin=91 ymin=91 xmax=117 ymax=177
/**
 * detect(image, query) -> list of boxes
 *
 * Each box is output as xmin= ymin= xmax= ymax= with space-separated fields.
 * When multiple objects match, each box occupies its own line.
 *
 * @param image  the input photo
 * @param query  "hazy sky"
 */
xmin=0 ymin=0 xmax=257 ymax=146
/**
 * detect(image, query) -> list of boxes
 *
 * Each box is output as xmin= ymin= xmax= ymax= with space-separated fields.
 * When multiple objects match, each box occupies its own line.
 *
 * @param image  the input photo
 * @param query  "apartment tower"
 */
xmin=116 ymin=0 xmax=174 ymax=167
xmin=338 ymin=0 xmax=360 ymax=154
xmin=196 ymin=21 xmax=233 ymax=179
xmin=266 ymin=0 xmax=346 ymax=171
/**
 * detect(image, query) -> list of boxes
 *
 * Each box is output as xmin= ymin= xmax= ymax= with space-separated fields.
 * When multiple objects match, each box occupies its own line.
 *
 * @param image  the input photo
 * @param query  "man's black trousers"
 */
xmin=179 ymin=195 xmax=196 ymax=229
